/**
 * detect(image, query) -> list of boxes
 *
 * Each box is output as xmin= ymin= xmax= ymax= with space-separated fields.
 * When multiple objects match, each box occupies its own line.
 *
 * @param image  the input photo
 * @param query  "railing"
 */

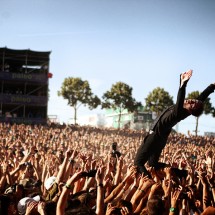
xmin=0 ymin=117 xmax=47 ymax=124
xmin=0 ymin=94 xmax=47 ymax=106
xmin=0 ymin=71 xmax=48 ymax=83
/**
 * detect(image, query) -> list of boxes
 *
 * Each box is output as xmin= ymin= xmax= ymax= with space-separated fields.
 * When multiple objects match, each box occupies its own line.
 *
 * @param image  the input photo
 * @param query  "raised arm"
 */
xmin=197 ymin=83 xmax=215 ymax=102
xmin=55 ymin=149 xmax=72 ymax=184
xmin=180 ymin=70 xmax=193 ymax=88
xmin=56 ymin=171 xmax=84 ymax=215
xmin=175 ymin=70 xmax=193 ymax=116
xmin=95 ymin=167 xmax=105 ymax=215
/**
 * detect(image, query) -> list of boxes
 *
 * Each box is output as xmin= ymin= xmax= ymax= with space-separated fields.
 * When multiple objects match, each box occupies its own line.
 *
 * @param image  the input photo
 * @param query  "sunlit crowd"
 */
xmin=0 ymin=122 xmax=214 ymax=215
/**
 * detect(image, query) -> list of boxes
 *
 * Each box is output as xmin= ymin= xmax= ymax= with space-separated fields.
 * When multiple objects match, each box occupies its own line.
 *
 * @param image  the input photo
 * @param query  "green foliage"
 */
xmin=186 ymin=91 xmax=214 ymax=136
xmin=102 ymin=82 xmax=142 ymax=128
xmin=145 ymin=87 xmax=174 ymax=115
xmin=212 ymin=108 xmax=215 ymax=117
xmin=58 ymin=77 xmax=100 ymax=123
xmin=102 ymin=82 xmax=141 ymax=112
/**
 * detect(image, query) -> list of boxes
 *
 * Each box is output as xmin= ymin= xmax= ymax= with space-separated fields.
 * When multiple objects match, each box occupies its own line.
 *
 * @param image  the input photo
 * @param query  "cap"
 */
xmin=44 ymin=176 xmax=56 ymax=190
xmin=17 ymin=195 xmax=40 ymax=215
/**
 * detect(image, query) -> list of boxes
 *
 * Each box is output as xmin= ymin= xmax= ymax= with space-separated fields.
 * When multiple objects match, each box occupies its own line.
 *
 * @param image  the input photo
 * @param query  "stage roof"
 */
xmin=0 ymin=47 xmax=51 ymax=66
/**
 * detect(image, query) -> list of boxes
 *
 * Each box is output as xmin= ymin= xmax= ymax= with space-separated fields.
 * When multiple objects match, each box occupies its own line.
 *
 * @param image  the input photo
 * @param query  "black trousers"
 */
xmin=134 ymin=132 xmax=167 ymax=176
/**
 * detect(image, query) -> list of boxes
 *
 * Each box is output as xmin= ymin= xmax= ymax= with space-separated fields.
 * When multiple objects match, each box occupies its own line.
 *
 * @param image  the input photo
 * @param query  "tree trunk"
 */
xmin=118 ymin=110 xmax=122 ymax=129
xmin=74 ymin=106 xmax=77 ymax=124
xmin=195 ymin=117 xmax=199 ymax=136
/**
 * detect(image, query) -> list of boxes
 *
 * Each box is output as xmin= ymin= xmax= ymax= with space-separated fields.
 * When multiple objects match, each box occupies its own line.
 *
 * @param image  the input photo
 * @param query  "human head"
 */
xmin=183 ymin=99 xmax=203 ymax=117
xmin=43 ymin=201 xmax=57 ymax=215
xmin=0 ymin=194 xmax=11 ymax=215
xmin=65 ymin=205 xmax=95 ymax=215
xmin=147 ymin=196 xmax=165 ymax=215
xmin=116 ymin=199 xmax=133 ymax=214
xmin=44 ymin=176 xmax=56 ymax=190
xmin=17 ymin=195 xmax=40 ymax=215
xmin=78 ymin=191 xmax=95 ymax=208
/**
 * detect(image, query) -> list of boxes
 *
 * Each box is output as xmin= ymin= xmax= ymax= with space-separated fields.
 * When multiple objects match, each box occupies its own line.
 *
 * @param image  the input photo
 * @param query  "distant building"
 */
xmin=204 ymin=132 xmax=215 ymax=137
xmin=105 ymin=106 xmax=153 ymax=130
xmin=48 ymin=115 xmax=59 ymax=123
xmin=0 ymin=47 xmax=51 ymax=124
xmin=60 ymin=106 xmax=153 ymax=131
xmin=68 ymin=113 xmax=106 ymax=127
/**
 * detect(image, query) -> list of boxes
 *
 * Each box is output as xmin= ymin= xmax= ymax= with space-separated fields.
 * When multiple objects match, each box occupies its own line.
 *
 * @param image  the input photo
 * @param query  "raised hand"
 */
xmin=120 ymin=206 xmax=133 ymax=215
xmin=162 ymin=178 xmax=172 ymax=197
xmin=37 ymin=202 xmax=46 ymax=214
xmin=25 ymin=201 xmax=38 ymax=215
xmin=70 ymin=148 xmax=78 ymax=160
xmin=140 ymin=176 xmax=155 ymax=191
xmin=170 ymin=186 xmax=182 ymax=209
xmin=180 ymin=69 xmax=193 ymax=87
xmin=65 ymin=148 xmax=73 ymax=158
xmin=95 ymin=166 xmax=105 ymax=185
xmin=105 ymin=203 xmax=117 ymax=215
xmin=181 ymin=69 xmax=193 ymax=82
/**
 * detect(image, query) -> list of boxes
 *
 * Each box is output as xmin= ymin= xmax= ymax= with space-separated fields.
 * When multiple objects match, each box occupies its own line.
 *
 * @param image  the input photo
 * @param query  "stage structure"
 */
xmin=0 ymin=47 xmax=51 ymax=124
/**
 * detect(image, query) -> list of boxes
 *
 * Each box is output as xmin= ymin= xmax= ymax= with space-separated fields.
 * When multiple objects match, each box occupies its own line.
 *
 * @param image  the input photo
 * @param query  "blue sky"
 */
xmin=1 ymin=0 xmax=215 ymax=135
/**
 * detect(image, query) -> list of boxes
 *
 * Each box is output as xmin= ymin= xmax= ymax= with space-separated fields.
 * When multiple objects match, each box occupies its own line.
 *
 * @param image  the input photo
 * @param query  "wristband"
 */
xmin=97 ymin=183 xmax=103 ymax=188
xmin=162 ymin=196 xmax=168 ymax=201
xmin=138 ymin=188 xmax=145 ymax=194
xmin=65 ymin=184 xmax=72 ymax=189
xmin=69 ymin=159 xmax=75 ymax=164
xmin=121 ymin=181 xmax=126 ymax=186
xmin=209 ymin=186 xmax=215 ymax=191
xmin=169 ymin=207 xmax=176 ymax=212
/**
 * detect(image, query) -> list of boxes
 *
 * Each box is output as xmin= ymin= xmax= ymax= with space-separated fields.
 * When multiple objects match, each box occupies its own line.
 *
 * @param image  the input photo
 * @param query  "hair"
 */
xmin=65 ymin=204 xmax=95 ymax=215
xmin=27 ymin=191 xmax=40 ymax=198
xmin=71 ymin=191 xmax=91 ymax=205
xmin=189 ymin=100 xmax=204 ymax=117
xmin=116 ymin=199 xmax=133 ymax=213
xmin=0 ymin=194 xmax=11 ymax=214
xmin=44 ymin=201 xmax=57 ymax=215
xmin=147 ymin=196 xmax=165 ymax=215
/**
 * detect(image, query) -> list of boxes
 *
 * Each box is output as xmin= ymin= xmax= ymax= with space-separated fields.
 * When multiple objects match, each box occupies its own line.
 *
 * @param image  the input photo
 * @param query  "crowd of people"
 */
xmin=0 ymin=122 xmax=214 ymax=215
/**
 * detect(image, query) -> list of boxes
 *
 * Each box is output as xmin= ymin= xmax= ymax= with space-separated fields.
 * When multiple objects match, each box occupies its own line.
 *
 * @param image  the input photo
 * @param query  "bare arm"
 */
xmin=104 ymin=165 xmax=136 ymax=204
xmin=113 ymin=156 xmax=123 ymax=185
xmin=198 ymin=170 xmax=211 ymax=210
xmin=0 ymin=162 xmax=8 ymax=191
xmin=95 ymin=167 xmax=105 ymax=215
xmin=64 ymin=149 xmax=78 ymax=181
xmin=55 ymin=149 xmax=72 ymax=184
xmin=56 ymin=171 xmax=83 ymax=215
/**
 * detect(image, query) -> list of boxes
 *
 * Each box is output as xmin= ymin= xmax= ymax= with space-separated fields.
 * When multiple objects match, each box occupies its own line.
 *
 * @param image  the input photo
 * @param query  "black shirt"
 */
xmin=152 ymin=83 xmax=215 ymax=139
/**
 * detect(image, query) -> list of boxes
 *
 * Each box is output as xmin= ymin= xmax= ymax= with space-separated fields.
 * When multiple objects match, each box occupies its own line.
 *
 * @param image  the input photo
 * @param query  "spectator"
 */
xmin=0 ymin=122 xmax=214 ymax=214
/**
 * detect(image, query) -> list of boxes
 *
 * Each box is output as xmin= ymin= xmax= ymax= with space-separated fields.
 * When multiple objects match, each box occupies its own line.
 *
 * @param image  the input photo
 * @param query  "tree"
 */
xmin=58 ymin=77 xmax=101 ymax=124
xmin=102 ymin=82 xmax=142 ymax=129
xmin=145 ymin=87 xmax=174 ymax=116
xmin=186 ymin=91 xmax=214 ymax=136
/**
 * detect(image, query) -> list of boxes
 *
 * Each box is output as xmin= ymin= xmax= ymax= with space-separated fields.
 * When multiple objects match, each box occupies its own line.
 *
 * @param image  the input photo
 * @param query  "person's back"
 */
xmin=201 ymin=206 xmax=215 ymax=215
